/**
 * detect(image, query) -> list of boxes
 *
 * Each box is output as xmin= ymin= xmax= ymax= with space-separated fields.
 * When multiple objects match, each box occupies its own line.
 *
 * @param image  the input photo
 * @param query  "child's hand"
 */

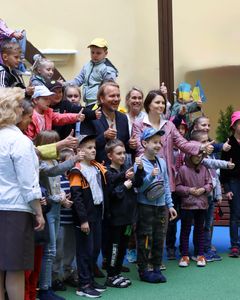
xmin=195 ymin=188 xmax=205 ymax=196
xmin=151 ymin=164 xmax=159 ymax=177
xmin=60 ymin=191 xmax=66 ymax=204
xmin=104 ymin=124 xmax=117 ymax=140
xmin=226 ymin=191 xmax=234 ymax=200
xmin=62 ymin=199 xmax=73 ymax=208
xmin=57 ymin=78 xmax=64 ymax=85
xmin=124 ymin=179 xmax=133 ymax=189
xmin=26 ymin=86 xmax=35 ymax=96
xmin=217 ymin=198 xmax=222 ymax=205
xmin=77 ymin=108 xmax=85 ymax=122
xmin=40 ymin=197 xmax=47 ymax=206
xmin=223 ymin=139 xmax=231 ymax=152
xmin=160 ymin=82 xmax=168 ymax=96
xmin=169 ymin=207 xmax=177 ymax=221
xmin=59 ymin=129 xmax=79 ymax=149
xmin=200 ymin=140 xmax=214 ymax=155
xmin=95 ymin=107 xmax=102 ymax=119
xmin=129 ymin=135 xmax=137 ymax=150
xmin=189 ymin=187 xmax=197 ymax=195
xmin=179 ymin=105 xmax=187 ymax=115
xmin=196 ymin=99 xmax=203 ymax=108
xmin=227 ymin=158 xmax=235 ymax=169
xmin=13 ymin=31 xmax=24 ymax=40
xmin=81 ymin=222 xmax=90 ymax=234
xmin=125 ymin=167 xmax=134 ymax=179
xmin=135 ymin=157 xmax=143 ymax=169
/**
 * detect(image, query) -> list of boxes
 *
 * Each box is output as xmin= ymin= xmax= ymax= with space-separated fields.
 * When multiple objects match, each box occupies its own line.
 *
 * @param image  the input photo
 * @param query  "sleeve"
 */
xmin=203 ymin=169 xmax=213 ymax=193
xmin=132 ymin=121 xmax=145 ymax=157
xmin=83 ymin=107 xmax=97 ymax=120
xmin=175 ymin=169 xmax=191 ymax=196
xmin=186 ymin=101 xmax=201 ymax=114
xmin=214 ymin=176 xmax=222 ymax=200
xmin=0 ymin=19 xmax=15 ymax=37
xmin=12 ymin=136 xmax=42 ymax=203
xmin=67 ymin=67 xmax=85 ymax=87
xmin=106 ymin=171 xmax=127 ymax=200
xmin=132 ymin=166 xmax=145 ymax=188
xmin=162 ymin=161 xmax=173 ymax=208
xmin=40 ymin=159 xmax=75 ymax=177
xmin=24 ymin=122 xmax=36 ymax=140
xmin=0 ymin=69 xmax=8 ymax=87
xmin=52 ymin=111 xmax=78 ymax=126
xmin=37 ymin=143 xmax=58 ymax=160
xmin=213 ymin=142 xmax=223 ymax=153
xmin=202 ymin=157 xmax=228 ymax=170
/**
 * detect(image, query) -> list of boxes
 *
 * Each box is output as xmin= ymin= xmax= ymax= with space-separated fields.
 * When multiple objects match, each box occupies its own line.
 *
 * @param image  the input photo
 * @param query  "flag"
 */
xmin=178 ymin=82 xmax=191 ymax=101
xmin=192 ymin=80 xmax=207 ymax=102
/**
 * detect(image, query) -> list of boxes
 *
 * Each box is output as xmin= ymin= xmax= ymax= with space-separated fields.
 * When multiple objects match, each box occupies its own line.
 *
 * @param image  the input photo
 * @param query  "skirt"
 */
xmin=0 ymin=210 xmax=35 ymax=271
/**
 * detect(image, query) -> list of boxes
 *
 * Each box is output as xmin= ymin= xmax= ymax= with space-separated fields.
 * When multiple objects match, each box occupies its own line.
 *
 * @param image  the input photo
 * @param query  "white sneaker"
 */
xmin=179 ymin=256 xmax=190 ymax=267
xmin=196 ymin=255 xmax=206 ymax=267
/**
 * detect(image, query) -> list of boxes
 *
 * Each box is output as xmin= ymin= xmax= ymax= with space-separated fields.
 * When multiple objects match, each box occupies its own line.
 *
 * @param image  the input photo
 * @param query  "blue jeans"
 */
xmin=228 ymin=179 xmax=240 ymax=248
xmin=204 ymin=195 xmax=215 ymax=252
xmin=39 ymin=203 xmax=61 ymax=290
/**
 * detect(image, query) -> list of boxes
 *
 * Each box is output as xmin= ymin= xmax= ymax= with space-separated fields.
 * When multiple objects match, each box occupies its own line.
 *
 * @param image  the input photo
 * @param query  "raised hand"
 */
xmin=223 ymin=138 xmax=231 ymax=152
xmin=95 ymin=107 xmax=102 ymax=119
xmin=135 ymin=157 xmax=143 ymax=169
xmin=104 ymin=123 xmax=117 ymax=140
xmin=227 ymin=158 xmax=235 ymax=169
xmin=124 ymin=179 xmax=133 ymax=189
xmin=125 ymin=167 xmax=134 ymax=179
xmin=77 ymin=108 xmax=85 ymax=122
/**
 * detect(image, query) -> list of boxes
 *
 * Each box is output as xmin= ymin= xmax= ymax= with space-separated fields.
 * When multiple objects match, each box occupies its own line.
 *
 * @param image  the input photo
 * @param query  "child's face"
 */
xmin=90 ymin=46 xmax=107 ymax=63
xmin=108 ymin=146 xmax=126 ymax=167
xmin=3 ymin=51 xmax=21 ymax=69
xmin=197 ymin=133 xmax=209 ymax=145
xmin=79 ymin=140 xmax=96 ymax=161
xmin=50 ymin=88 xmax=63 ymax=105
xmin=34 ymin=96 xmax=51 ymax=111
xmin=38 ymin=62 xmax=54 ymax=80
xmin=143 ymin=135 xmax=162 ymax=156
xmin=127 ymin=90 xmax=143 ymax=114
xmin=149 ymin=95 xmax=165 ymax=115
xmin=194 ymin=118 xmax=210 ymax=133
xmin=233 ymin=120 xmax=240 ymax=134
xmin=65 ymin=87 xmax=81 ymax=104
xmin=190 ymin=154 xmax=203 ymax=166
xmin=178 ymin=124 xmax=187 ymax=137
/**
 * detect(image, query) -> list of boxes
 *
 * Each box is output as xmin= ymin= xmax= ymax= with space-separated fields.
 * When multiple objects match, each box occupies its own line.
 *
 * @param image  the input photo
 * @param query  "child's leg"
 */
xmin=228 ymin=179 xmax=240 ymax=248
xmin=136 ymin=204 xmax=153 ymax=272
xmin=75 ymin=225 xmax=93 ymax=287
xmin=62 ymin=225 xmax=76 ymax=280
xmin=52 ymin=225 xmax=64 ymax=282
xmin=193 ymin=210 xmax=206 ymax=256
xmin=115 ymin=225 xmax=131 ymax=274
xmin=180 ymin=210 xmax=193 ymax=256
xmin=24 ymin=270 xmax=31 ymax=300
xmin=204 ymin=196 xmax=215 ymax=253
xmin=28 ymin=245 xmax=43 ymax=300
xmin=151 ymin=206 xmax=168 ymax=269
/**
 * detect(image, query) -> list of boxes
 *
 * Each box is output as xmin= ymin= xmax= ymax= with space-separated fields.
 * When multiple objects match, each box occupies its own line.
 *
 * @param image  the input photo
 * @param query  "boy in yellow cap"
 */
xmin=67 ymin=38 xmax=118 ymax=108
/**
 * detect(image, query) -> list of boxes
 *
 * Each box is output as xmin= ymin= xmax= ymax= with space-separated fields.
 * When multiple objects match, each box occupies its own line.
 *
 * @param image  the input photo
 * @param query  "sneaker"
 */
xmin=160 ymin=264 xmax=166 ymax=271
xmin=204 ymin=250 xmax=222 ymax=262
xmin=191 ymin=255 xmax=197 ymax=262
xmin=52 ymin=279 xmax=67 ymax=291
xmin=229 ymin=247 xmax=240 ymax=258
xmin=139 ymin=270 xmax=162 ymax=283
xmin=212 ymin=252 xmax=223 ymax=261
xmin=105 ymin=275 xmax=129 ymax=288
xmin=153 ymin=269 xmax=167 ymax=283
xmin=179 ymin=256 xmax=190 ymax=267
xmin=197 ymin=256 xmax=206 ymax=267
xmin=76 ymin=286 xmax=101 ymax=298
xmin=38 ymin=289 xmax=65 ymax=300
xmin=127 ymin=249 xmax=137 ymax=263
xmin=92 ymin=281 xmax=106 ymax=292
xmin=93 ymin=265 xmax=105 ymax=278
xmin=167 ymin=248 xmax=176 ymax=260
xmin=117 ymin=274 xmax=132 ymax=286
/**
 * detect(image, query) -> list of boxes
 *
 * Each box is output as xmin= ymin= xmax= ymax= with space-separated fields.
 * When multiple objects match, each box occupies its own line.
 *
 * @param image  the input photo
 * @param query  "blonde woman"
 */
xmin=0 ymin=88 xmax=44 ymax=300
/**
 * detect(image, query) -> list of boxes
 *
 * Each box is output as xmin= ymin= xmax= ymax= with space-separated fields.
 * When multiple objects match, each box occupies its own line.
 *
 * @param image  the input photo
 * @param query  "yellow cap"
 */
xmin=87 ymin=38 xmax=108 ymax=48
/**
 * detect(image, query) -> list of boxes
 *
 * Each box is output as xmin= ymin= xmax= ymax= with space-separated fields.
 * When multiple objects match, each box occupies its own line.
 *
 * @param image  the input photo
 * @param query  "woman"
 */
xmin=132 ymin=89 xmax=214 ymax=192
xmin=0 ymin=88 xmax=45 ymax=300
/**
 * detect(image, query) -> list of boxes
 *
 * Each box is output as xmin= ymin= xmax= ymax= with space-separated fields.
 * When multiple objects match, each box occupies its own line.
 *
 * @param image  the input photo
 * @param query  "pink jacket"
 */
xmin=175 ymin=157 xmax=213 ymax=210
xmin=24 ymin=108 xmax=78 ymax=140
xmin=0 ymin=19 xmax=15 ymax=41
xmin=132 ymin=116 xmax=201 ymax=192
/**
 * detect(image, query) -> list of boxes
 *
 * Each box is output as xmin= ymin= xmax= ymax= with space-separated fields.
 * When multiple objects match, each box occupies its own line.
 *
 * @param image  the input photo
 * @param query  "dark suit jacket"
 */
xmin=92 ymin=111 xmax=131 ymax=164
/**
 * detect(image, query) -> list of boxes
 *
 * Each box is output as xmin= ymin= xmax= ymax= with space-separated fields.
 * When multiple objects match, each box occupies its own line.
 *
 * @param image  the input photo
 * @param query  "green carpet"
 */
xmin=57 ymin=254 xmax=240 ymax=300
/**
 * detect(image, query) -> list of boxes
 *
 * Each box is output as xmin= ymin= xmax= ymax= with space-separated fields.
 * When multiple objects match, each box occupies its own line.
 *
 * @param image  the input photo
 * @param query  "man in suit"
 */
xmin=93 ymin=81 xmax=137 ymax=164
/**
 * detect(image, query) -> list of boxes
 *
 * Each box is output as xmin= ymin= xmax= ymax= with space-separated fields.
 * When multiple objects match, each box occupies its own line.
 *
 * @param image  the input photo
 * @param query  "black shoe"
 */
xmin=153 ymin=269 xmax=167 ymax=283
xmin=64 ymin=275 xmax=78 ymax=287
xmin=76 ymin=286 xmax=101 ymax=298
xmin=52 ymin=279 xmax=67 ymax=291
xmin=105 ymin=275 xmax=129 ymax=288
xmin=92 ymin=280 xmax=107 ymax=292
xmin=93 ymin=264 xmax=105 ymax=278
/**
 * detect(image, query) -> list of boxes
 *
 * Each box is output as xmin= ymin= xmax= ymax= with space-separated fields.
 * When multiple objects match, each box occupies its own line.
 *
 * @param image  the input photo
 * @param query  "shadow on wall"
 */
xmin=184 ymin=66 xmax=240 ymax=138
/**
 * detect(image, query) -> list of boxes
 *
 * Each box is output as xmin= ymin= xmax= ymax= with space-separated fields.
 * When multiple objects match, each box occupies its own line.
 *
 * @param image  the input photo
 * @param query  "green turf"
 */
xmin=57 ymin=254 xmax=240 ymax=300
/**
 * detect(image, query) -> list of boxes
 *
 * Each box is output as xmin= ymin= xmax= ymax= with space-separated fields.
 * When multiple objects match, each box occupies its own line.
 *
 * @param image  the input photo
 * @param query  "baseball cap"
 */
xmin=45 ymin=80 xmax=63 ymax=92
xmin=87 ymin=38 xmax=108 ymax=48
xmin=230 ymin=111 xmax=240 ymax=128
xmin=32 ymin=85 xmax=54 ymax=99
xmin=78 ymin=134 xmax=97 ymax=145
xmin=140 ymin=127 xmax=165 ymax=142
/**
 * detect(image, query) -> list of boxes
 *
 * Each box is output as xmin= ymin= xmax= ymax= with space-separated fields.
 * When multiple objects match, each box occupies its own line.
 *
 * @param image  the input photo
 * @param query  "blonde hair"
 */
xmin=0 ymin=87 xmax=25 ymax=128
xmin=31 ymin=55 xmax=54 ymax=76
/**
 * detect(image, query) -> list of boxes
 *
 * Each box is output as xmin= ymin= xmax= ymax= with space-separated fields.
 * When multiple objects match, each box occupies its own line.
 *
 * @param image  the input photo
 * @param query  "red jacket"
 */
xmin=24 ymin=108 xmax=78 ymax=140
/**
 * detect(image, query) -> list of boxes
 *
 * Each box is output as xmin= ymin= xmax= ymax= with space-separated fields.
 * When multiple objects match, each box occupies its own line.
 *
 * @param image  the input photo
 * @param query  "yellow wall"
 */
xmin=173 ymin=0 xmax=240 ymax=137
xmin=2 ymin=0 xmax=159 ymax=102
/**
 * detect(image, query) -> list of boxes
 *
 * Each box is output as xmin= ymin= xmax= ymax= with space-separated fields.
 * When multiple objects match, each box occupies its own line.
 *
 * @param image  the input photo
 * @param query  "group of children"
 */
xmin=0 ymin=23 xmax=240 ymax=300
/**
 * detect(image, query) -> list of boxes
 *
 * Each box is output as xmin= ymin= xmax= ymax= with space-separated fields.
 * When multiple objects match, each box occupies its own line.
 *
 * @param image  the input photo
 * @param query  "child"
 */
xmin=104 ymin=139 xmax=144 ymax=288
xmin=24 ymin=85 xmax=85 ymax=140
xmin=47 ymin=81 xmax=101 ymax=138
xmin=64 ymin=83 xmax=81 ymax=104
xmin=176 ymin=144 xmax=213 ymax=267
xmin=35 ymin=130 xmax=82 ymax=300
xmin=69 ymin=135 xmax=108 ymax=298
xmin=67 ymin=38 xmax=118 ymax=107
xmin=220 ymin=111 xmax=240 ymax=257
xmin=0 ymin=41 xmax=33 ymax=95
xmin=136 ymin=128 xmax=177 ymax=283
xmin=30 ymin=55 xmax=55 ymax=86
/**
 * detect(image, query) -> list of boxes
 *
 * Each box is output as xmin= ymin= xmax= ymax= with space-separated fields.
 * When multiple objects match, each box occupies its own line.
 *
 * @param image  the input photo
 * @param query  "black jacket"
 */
xmin=0 ymin=63 xmax=25 ymax=88
xmin=69 ymin=161 xmax=108 ymax=225
xmin=51 ymin=100 xmax=97 ymax=139
xmin=106 ymin=165 xmax=144 ymax=226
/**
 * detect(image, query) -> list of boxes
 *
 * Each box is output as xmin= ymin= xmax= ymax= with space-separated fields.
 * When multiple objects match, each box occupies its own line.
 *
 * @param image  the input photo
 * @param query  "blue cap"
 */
xmin=140 ymin=127 xmax=165 ymax=142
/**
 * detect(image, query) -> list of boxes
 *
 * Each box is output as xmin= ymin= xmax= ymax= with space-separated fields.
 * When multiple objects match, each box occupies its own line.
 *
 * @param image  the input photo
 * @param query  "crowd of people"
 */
xmin=0 ymin=20 xmax=240 ymax=300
